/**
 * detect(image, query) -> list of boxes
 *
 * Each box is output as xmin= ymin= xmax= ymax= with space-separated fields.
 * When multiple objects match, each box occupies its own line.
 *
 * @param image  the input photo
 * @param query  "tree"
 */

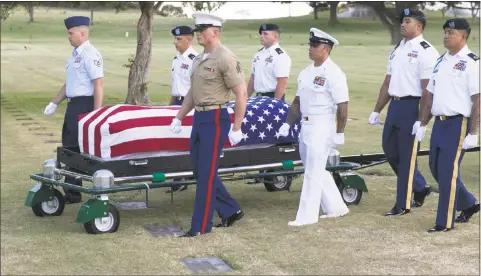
xmin=360 ymin=1 xmax=422 ymax=45
xmin=1 ymin=2 xmax=18 ymax=21
xmin=125 ymin=1 xmax=163 ymax=105
xmin=159 ymin=4 xmax=184 ymax=17
xmin=308 ymin=1 xmax=329 ymax=20
xmin=21 ymin=2 xmax=39 ymax=23
xmin=328 ymin=1 xmax=340 ymax=26
xmin=182 ymin=1 xmax=226 ymax=13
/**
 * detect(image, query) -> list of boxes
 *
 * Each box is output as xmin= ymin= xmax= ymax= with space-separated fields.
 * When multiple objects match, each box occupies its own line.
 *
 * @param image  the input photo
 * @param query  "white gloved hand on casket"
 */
xmin=229 ymin=128 xmax=244 ymax=146
xmin=44 ymin=102 xmax=57 ymax=116
xmin=170 ymin=118 xmax=182 ymax=134
xmin=278 ymin=123 xmax=290 ymax=137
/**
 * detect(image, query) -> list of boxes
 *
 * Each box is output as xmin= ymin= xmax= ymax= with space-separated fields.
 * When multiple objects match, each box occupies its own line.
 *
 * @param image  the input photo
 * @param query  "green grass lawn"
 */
xmin=1 ymin=7 xmax=480 ymax=275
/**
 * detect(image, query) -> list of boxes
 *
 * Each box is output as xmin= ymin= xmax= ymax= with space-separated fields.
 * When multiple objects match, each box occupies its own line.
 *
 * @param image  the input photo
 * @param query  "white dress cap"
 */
xmin=192 ymin=12 xmax=226 ymax=31
xmin=308 ymin=27 xmax=339 ymax=46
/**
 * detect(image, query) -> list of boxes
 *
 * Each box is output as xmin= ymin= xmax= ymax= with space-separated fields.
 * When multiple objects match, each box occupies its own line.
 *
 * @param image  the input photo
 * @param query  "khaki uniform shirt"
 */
xmin=190 ymin=43 xmax=245 ymax=106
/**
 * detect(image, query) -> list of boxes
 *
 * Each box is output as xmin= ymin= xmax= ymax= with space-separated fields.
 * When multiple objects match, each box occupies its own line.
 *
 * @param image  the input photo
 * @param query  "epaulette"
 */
xmin=258 ymin=47 xmax=263 ymax=52
xmin=468 ymin=53 xmax=479 ymax=61
xmin=393 ymin=41 xmax=401 ymax=51
xmin=420 ymin=41 xmax=430 ymax=49
xmin=275 ymin=48 xmax=284 ymax=54
xmin=173 ymin=56 xmax=177 ymax=59
xmin=437 ymin=53 xmax=445 ymax=60
xmin=188 ymin=53 xmax=196 ymax=60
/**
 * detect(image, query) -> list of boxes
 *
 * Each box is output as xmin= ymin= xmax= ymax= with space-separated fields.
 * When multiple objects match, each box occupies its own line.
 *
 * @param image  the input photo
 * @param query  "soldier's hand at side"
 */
xmin=170 ymin=118 xmax=182 ymax=134
xmin=415 ymin=125 xmax=427 ymax=141
xmin=229 ymin=128 xmax=243 ymax=146
xmin=462 ymin=134 xmax=478 ymax=149
xmin=44 ymin=102 xmax=57 ymax=116
xmin=333 ymin=133 xmax=345 ymax=147
xmin=278 ymin=123 xmax=290 ymax=137
xmin=368 ymin=112 xmax=381 ymax=125
xmin=412 ymin=121 xmax=421 ymax=135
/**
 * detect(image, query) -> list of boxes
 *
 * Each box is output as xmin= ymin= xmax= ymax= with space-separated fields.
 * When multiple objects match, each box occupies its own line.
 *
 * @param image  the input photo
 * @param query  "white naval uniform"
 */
xmin=427 ymin=45 xmax=479 ymax=116
xmin=292 ymin=58 xmax=350 ymax=225
xmin=251 ymin=43 xmax=291 ymax=94
xmin=171 ymin=47 xmax=198 ymax=97
xmin=386 ymin=34 xmax=439 ymax=97
xmin=66 ymin=40 xmax=104 ymax=97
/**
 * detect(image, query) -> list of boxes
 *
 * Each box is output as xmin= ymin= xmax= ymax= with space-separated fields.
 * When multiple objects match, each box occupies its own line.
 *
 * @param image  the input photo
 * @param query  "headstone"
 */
xmin=144 ymin=225 xmax=185 ymax=237
xmin=182 ymin=257 xmax=233 ymax=274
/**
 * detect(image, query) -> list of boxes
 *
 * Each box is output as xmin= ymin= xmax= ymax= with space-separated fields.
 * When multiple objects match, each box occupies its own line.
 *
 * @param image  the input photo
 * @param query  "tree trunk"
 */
xmin=90 ymin=3 xmax=94 ymax=25
xmin=125 ymin=1 xmax=163 ymax=105
xmin=313 ymin=6 xmax=318 ymax=20
xmin=328 ymin=1 xmax=340 ymax=26
xmin=27 ymin=5 xmax=34 ymax=22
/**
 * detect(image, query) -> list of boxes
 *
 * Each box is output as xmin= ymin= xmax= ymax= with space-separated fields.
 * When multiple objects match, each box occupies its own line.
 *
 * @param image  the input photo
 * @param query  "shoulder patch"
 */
xmin=275 ymin=48 xmax=284 ymax=55
xmin=420 ymin=41 xmax=430 ymax=49
xmin=468 ymin=53 xmax=479 ymax=61
xmin=188 ymin=53 xmax=196 ymax=60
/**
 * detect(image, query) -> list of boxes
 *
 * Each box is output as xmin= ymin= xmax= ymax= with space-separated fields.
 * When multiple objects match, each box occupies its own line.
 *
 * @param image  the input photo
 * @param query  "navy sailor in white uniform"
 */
xmin=369 ymin=8 xmax=439 ymax=216
xmin=43 ymin=16 xmax=104 ymax=203
xmin=414 ymin=18 xmax=480 ymax=232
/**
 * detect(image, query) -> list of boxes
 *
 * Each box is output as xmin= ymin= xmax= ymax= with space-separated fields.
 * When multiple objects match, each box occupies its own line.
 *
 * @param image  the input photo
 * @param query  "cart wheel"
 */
xmin=83 ymin=203 xmax=120 ymax=234
xmin=333 ymin=173 xmax=363 ymax=205
xmin=264 ymin=173 xmax=292 ymax=192
xmin=32 ymin=189 xmax=65 ymax=217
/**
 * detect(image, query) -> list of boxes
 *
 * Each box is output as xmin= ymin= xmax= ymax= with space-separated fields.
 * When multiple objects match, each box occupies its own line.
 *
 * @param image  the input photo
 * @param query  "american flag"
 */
xmin=77 ymin=96 xmax=300 ymax=159
xmin=230 ymin=96 xmax=300 ymax=147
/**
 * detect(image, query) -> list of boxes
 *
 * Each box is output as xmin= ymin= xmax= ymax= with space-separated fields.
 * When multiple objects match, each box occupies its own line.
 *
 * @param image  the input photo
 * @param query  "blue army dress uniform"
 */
xmin=170 ymin=13 xmax=245 ymax=237
xmin=44 ymin=16 xmax=104 ymax=203
xmin=415 ymin=18 xmax=480 ymax=232
xmin=370 ymin=9 xmax=439 ymax=216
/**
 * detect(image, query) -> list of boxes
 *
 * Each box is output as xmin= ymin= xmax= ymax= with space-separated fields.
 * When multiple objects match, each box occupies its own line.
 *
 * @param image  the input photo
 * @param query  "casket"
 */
xmin=78 ymin=96 xmax=301 ymax=160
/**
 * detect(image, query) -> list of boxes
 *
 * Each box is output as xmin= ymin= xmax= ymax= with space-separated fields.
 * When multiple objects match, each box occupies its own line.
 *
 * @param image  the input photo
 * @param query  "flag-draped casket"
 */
xmin=78 ymin=96 xmax=301 ymax=159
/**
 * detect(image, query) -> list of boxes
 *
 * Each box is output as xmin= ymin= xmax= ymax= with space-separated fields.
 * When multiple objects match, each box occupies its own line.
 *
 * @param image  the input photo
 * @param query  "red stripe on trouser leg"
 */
xmin=201 ymin=109 xmax=221 ymax=234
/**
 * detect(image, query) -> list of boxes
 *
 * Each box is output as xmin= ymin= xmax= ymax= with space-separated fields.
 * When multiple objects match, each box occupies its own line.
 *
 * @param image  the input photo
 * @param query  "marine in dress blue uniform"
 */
xmin=415 ymin=18 xmax=480 ymax=232
xmin=169 ymin=13 xmax=247 ymax=237
xmin=368 ymin=9 xmax=438 ymax=216
xmin=43 ymin=16 xmax=104 ymax=203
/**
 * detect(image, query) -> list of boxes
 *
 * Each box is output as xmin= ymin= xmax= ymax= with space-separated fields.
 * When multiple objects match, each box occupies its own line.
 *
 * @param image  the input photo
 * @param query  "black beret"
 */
xmin=443 ymin=18 xmax=471 ymax=31
xmin=259 ymin=23 xmax=279 ymax=34
xmin=400 ymin=8 xmax=426 ymax=26
xmin=64 ymin=16 xmax=90 ymax=30
xmin=171 ymin=26 xmax=193 ymax=36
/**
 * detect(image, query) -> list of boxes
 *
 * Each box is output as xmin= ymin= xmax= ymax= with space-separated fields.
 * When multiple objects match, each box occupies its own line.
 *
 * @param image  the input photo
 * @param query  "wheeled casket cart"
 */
xmin=22 ymin=97 xmax=420 ymax=234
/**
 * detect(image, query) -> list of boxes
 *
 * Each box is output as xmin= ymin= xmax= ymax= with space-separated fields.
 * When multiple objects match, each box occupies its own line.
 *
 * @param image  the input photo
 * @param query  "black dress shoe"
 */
xmin=180 ymin=230 xmax=202 ymax=237
xmin=455 ymin=203 xmax=480 ymax=223
xmin=215 ymin=209 xmax=244 ymax=227
xmin=412 ymin=186 xmax=432 ymax=207
xmin=385 ymin=206 xmax=410 ymax=216
xmin=428 ymin=225 xmax=452 ymax=233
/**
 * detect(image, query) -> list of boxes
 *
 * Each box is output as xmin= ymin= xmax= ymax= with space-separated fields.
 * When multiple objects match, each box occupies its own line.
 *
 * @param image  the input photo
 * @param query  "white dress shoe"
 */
xmin=320 ymin=210 xmax=349 ymax=219
xmin=287 ymin=220 xmax=317 ymax=227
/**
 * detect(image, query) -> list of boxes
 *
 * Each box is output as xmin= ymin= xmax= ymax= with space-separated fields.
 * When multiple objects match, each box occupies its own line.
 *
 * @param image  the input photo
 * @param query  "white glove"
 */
xmin=278 ymin=123 xmax=290 ymax=137
xmin=333 ymin=133 xmax=345 ymax=147
xmin=412 ymin=121 xmax=421 ymax=135
xmin=462 ymin=134 xmax=478 ymax=149
xmin=229 ymin=128 xmax=243 ymax=146
xmin=43 ymin=102 xmax=57 ymax=116
xmin=170 ymin=118 xmax=182 ymax=134
xmin=368 ymin=112 xmax=381 ymax=125
xmin=415 ymin=125 xmax=427 ymax=142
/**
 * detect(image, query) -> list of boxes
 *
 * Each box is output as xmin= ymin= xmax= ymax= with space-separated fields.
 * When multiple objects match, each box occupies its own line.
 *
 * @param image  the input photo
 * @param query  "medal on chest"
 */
xmin=453 ymin=60 xmax=467 ymax=72
xmin=265 ymin=55 xmax=273 ymax=66
xmin=313 ymin=76 xmax=326 ymax=86
xmin=407 ymin=51 xmax=418 ymax=63
xmin=74 ymin=56 xmax=81 ymax=63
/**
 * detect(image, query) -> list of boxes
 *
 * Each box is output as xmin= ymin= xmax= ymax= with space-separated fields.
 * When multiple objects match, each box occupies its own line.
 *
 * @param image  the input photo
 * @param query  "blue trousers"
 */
xmin=189 ymin=108 xmax=241 ymax=234
xmin=382 ymin=98 xmax=428 ymax=209
xmin=429 ymin=116 xmax=477 ymax=229
xmin=171 ymin=96 xmax=184 ymax=106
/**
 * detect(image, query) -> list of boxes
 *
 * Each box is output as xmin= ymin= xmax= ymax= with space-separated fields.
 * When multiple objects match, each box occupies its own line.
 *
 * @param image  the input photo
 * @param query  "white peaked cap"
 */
xmin=309 ymin=27 xmax=339 ymax=46
xmin=192 ymin=12 xmax=226 ymax=31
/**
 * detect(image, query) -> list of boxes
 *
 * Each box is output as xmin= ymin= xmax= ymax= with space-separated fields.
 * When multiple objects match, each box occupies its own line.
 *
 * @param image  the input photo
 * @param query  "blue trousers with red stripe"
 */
xmin=189 ymin=108 xmax=241 ymax=234
xmin=429 ymin=116 xmax=477 ymax=229
xmin=382 ymin=98 xmax=429 ymax=209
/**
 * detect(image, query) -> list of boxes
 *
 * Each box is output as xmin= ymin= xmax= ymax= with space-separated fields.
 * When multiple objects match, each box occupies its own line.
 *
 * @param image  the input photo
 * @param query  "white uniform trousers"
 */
xmin=290 ymin=114 xmax=349 ymax=226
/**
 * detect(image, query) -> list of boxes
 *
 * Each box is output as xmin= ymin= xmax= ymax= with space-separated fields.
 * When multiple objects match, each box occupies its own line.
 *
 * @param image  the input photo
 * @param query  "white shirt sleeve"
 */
xmin=295 ymin=73 xmax=303 ymax=97
xmin=426 ymin=74 xmax=435 ymax=94
xmin=419 ymin=48 xmax=440 ymax=80
xmin=84 ymin=50 xmax=104 ymax=80
xmin=274 ymin=54 xmax=291 ymax=78
xmin=329 ymin=70 xmax=349 ymax=104
xmin=386 ymin=50 xmax=394 ymax=75
xmin=467 ymin=60 xmax=480 ymax=96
